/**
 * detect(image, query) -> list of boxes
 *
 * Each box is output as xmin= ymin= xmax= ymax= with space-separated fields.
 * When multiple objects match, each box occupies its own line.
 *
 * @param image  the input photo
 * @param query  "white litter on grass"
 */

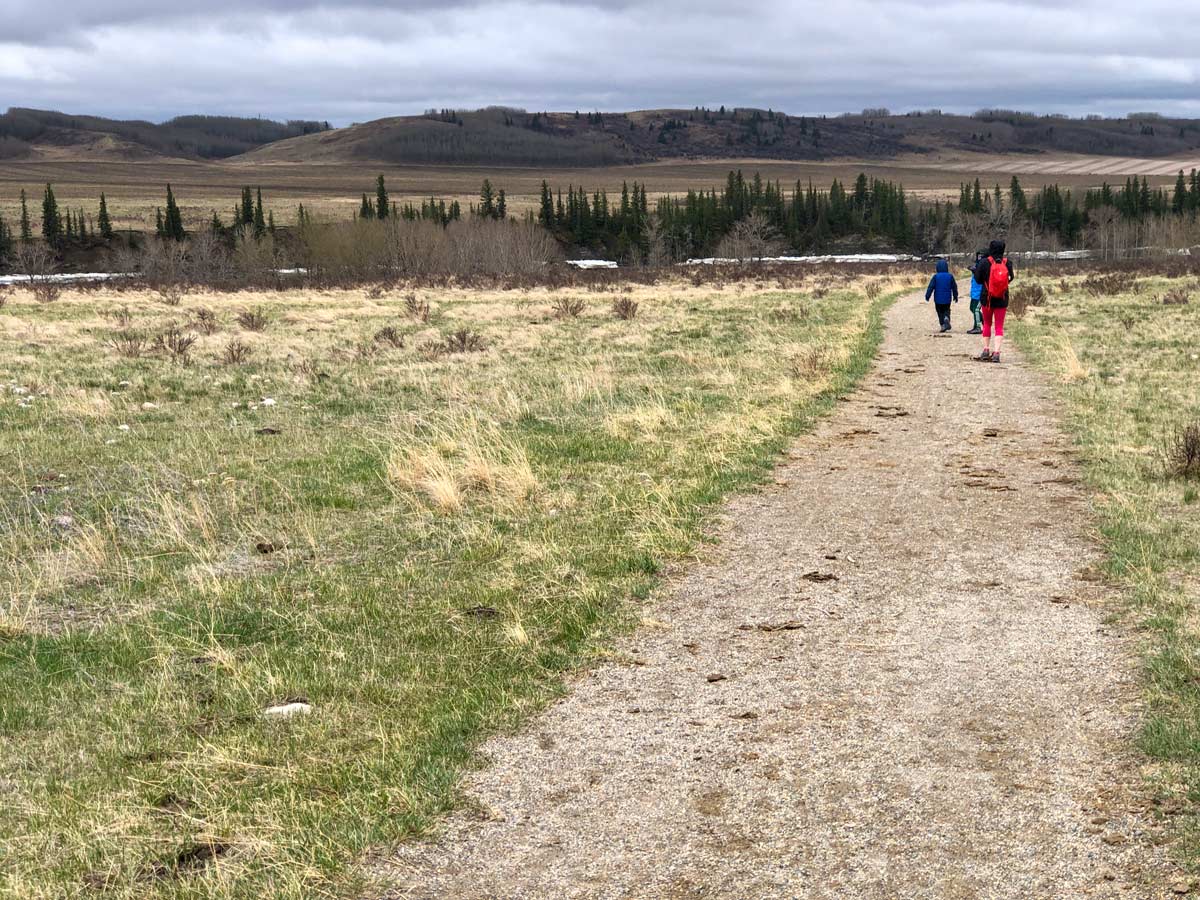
xmin=141 ymin=402 xmax=159 ymax=410
xmin=11 ymin=386 xmax=28 ymax=395
xmin=118 ymin=424 xmax=131 ymax=432
xmin=260 ymin=398 xmax=277 ymax=407
xmin=118 ymin=381 xmax=132 ymax=387
xmin=566 ymin=259 xmax=619 ymax=269
xmin=263 ymin=702 xmax=312 ymax=719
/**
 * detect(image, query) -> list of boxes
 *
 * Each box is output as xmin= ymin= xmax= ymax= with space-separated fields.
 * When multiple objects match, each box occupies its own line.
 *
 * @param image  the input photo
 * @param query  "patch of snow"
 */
xmin=566 ymin=259 xmax=619 ymax=269
xmin=263 ymin=702 xmax=312 ymax=719
xmin=260 ymin=398 xmax=276 ymax=407
xmin=687 ymin=254 xmax=920 ymax=265
xmin=118 ymin=424 xmax=131 ymax=432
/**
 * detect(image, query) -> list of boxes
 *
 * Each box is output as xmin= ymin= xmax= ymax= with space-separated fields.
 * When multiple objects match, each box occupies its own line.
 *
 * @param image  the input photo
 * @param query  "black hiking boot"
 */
xmin=976 ymin=349 xmax=992 ymax=362
xmin=989 ymin=352 xmax=1001 ymax=364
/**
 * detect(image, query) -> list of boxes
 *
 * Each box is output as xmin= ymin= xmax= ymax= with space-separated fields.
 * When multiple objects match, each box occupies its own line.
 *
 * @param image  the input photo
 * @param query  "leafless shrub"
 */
xmin=714 ymin=212 xmax=786 ymax=262
xmin=1082 ymin=272 xmax=1137 ymax=296
xmin=190 ymin=307 xmax=220 ymax=335
xmin=0 ymin=285 xmax=10 ymax=309
xmin=552 ymin=296 xmax=586 ymax=318
xmin=157 ymin=284 xmax=184 ymax=306
xmin=1118 ymin=313 xmax=1137 ymax=332
xmin=221 ymin=339 xmax=253 ymax=365
xmin=232 ymin=227 xmax=277 ymax=281
xmin=1166 ymin=422 xmax=1200 ymax=479
xmin=109 ymin=331 xmax=150 ymax=359
xmin=789 ymin=347 xmax=828 ymax=379
xmin=365 ymin=284 xmax=386 ymax=300
xmin=404 ymin=293 xmax=431 ymax=322
xmin=236 ymin=308 xmax=270 ymax=332
xmin=16 ymin=242 xmax=61 ymax=303
xmin=612 ymin=297 xmax=639 ymax=320
xmin=156 ymin=323 xmax=198 ymax=363
xmin=373 ymin=325 xmax=405 ymax=348
xmin=104 ymin=306 xmax=134 ymax=329
xmin=865 ymin=281 xmax=883 ymax=301
xmin=1162 ymin=287 xmax=1191 ymax=306
xmin=1009 ymin=283 xmax=1048 ymax=318
xmin=417 ymin=338 xmax=448 ymax=361
xmin=439 ymin=328 xmax=487 ymax=354
xmin=1059 ymin=279 xmax=1071 ymax=294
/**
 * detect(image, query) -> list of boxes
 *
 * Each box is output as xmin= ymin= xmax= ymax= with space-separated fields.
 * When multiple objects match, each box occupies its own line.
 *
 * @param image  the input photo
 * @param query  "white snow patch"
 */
xmin=263 ymin=702 xmax=312 ymax=719
xmin=566 ymin=259 xmax=619 ymax=269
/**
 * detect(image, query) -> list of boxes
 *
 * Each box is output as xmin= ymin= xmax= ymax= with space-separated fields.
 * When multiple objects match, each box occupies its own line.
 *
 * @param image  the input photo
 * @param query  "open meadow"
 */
xmin=1013 ymin=272 xmax=1200 ymax=866
xmin=0 ymin=271 xmax=908 ymax=897
xmin=0 ymin=154 xmax=1189 ymax=237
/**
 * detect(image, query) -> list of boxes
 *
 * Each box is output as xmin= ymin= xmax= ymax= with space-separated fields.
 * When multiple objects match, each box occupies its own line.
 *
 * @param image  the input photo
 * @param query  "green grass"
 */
xmin=0 ymin=277 xmax=902 ymax=898
xmin=1013 ymin=273 xmax=1200 ymax=864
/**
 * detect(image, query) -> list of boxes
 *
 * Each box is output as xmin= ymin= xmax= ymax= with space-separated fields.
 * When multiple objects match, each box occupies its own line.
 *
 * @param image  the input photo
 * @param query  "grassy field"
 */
xmin=1013 ymin=273 xmax=1200 ymax=867
xmin=0 ymin=156 xmax=1183 ymax=238
xmin=0 ymin=273 xmax=907 ymax=897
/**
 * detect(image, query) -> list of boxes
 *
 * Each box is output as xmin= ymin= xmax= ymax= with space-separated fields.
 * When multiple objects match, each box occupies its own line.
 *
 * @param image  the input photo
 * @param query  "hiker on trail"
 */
xmin=924 ymin=258 xmax=958 ymax=332
xmin=974 ymin=239 xmax=1015 ymax=363
xmin=966 ymin=251 xmax=985 ymax=335
xmin=973 ymin=240 xmax=1014 ymax=361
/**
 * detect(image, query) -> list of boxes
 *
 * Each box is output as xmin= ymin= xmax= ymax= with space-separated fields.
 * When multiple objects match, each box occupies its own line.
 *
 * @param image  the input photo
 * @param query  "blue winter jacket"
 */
xmin=969 ymin=269 xmax=984 ymax=301
xmin=925 ymin=259 xmax=958 ymax=304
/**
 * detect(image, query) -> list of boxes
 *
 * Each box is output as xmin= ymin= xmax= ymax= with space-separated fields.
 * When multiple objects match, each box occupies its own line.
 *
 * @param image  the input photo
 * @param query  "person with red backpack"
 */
xmin=973 ymin=239 xmax=1015 ymax=363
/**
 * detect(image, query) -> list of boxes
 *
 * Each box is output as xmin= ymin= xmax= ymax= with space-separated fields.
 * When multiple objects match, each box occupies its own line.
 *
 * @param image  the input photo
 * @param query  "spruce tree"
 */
xmin=497 ymin=189 xmax=507 ymax=220
xmin=65 ymin=209 xmax=75 ymax=241
xmin=267 ymin=210 xmax=276 ymax=234
xmin=97 ymin=193 xmax=113 ymax=239
xmin=479 ymin=179 xmax=496 ymax=218
xmin=164 ymin=185 xmax=185 ymax=241
xmin=253 ymin=188 xmax=266 ymax=237
xmin=376 ymin=175 xmax=389 ymax=219
xmin=211 ymin=211 xmax=224 ymax=233
xmin=240 ymin=187 xmax=254 ymax=228
xmin=360 ymin=193 xmax=374 ymax=219
xmin=1174 ymin=170 xmax=1188 ymax=215
xmin=41 ymin=183 xmax=62 ymax=245
xmin=0 ymin=214 xmax=11 ymax=263
xmin=155 ymin=208 xmax=164 ymax=238
xmin=19 ymin=190 xmax=32 ymax=241
xmin=539 ymin=180 xmax=555 ymax=227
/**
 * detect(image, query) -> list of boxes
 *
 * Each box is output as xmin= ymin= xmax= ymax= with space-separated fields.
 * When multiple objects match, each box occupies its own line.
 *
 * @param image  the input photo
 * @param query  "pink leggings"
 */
xmin=982 ymin=305 xmax=1007 ymax=338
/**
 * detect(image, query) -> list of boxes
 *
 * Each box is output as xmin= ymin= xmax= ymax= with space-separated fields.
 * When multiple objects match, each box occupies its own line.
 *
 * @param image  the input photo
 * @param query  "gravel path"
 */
xmin=379 ymin=294 xmax=1173 ymax=899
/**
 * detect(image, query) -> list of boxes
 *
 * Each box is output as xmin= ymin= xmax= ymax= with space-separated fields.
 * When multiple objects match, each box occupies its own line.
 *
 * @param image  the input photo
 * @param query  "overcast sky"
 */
xmin=2 ymin=0 xmax=1198 ymax=125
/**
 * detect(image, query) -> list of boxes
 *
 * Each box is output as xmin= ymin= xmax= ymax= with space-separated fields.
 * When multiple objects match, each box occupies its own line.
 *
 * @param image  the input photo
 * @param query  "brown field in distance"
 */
xmin=1 ymin=152 xmax=1195 ymax=235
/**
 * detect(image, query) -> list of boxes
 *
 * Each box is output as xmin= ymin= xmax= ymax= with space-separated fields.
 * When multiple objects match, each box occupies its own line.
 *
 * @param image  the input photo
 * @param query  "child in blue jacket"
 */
xmin=924 ymin=258 xmax=958 ymax=332
xmin=967 ymin=251 xmax=985 ymax=334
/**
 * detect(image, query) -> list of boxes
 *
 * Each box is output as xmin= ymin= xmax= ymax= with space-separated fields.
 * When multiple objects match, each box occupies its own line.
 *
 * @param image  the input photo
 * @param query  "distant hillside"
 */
xmin=236 ymin=107 xmax=1200 ymax=167
xmin=0 ymin=108 xmax=331 ymax=161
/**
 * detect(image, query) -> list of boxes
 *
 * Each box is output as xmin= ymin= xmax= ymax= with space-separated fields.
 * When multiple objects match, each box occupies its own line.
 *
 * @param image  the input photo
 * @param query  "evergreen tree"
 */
xmin=211 ymin=211 xmax=224 ymax=233
xmin=479 ymin=179 xmax=497 ymax=218
xmin=360 ymin=193 xmax=375 ymax=219
xmin=376 ymin=175 xmax=389 ymax=219
xmin=538 ymin=180 xmax=554 ymax=227
xmin=267 ymin=210 xmax=276 ymax=234
xmin=155 ymin=208 xmax=164 ymax=237
xmin=65 ymin=209 xmax=75 ymax=241
xmin=1173 ymin=170 xmax=1188 ymax=215
xmin=97 ymin=193 xmax=113 ymax=239
xmin=497 ymin=189 xmax=507 ymax=220
xmin=19 ymin=190 xmax=32 ymax=241
xmin=240 ymin=187 xmax=254 ymax=228
xmin=0 ymin=214 xmax=11 ymax=264
xmin=163 ymin=185 xmax=186 ymax=241
xmin=253 ymin=188 xmax=266 ymax=237
xmin=1009 ymin=176 xmax=1027 ymax=215
xmin=41 ymin=183 xmax=62 ymax=245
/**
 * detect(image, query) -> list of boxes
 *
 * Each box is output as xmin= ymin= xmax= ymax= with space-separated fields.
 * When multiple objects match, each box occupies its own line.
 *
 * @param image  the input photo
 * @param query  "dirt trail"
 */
xmin=380 ymin=293 xmax=1173 ymax=899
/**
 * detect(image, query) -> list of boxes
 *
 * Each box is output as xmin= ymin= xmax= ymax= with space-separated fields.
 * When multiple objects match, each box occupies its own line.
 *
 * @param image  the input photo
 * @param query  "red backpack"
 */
xmin=987 ymin=256 xmax=1010 ymax=298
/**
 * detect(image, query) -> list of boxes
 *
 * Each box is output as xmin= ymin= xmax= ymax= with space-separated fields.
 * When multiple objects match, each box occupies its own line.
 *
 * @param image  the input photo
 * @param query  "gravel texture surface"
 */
xmin=378 ymin=294 xmax=1174 ymax=899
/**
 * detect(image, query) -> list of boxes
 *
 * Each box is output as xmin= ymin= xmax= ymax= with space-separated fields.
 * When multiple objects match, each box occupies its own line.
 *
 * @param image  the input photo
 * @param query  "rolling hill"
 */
xmin=236 ymin=107 xmax=1200 ymax=167
xmin=0 ymin=108 xmax=331 ymax=162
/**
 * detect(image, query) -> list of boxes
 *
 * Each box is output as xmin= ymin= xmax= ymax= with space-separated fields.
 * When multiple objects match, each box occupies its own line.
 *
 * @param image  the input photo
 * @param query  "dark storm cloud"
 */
xmin=1 ymin=0 xmax=1197 ymax=123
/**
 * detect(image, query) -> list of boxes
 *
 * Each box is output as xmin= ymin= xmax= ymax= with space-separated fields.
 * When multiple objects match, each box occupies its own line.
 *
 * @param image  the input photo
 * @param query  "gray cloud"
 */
xmin=1 ymin=0 xmax=1197 ymax=124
